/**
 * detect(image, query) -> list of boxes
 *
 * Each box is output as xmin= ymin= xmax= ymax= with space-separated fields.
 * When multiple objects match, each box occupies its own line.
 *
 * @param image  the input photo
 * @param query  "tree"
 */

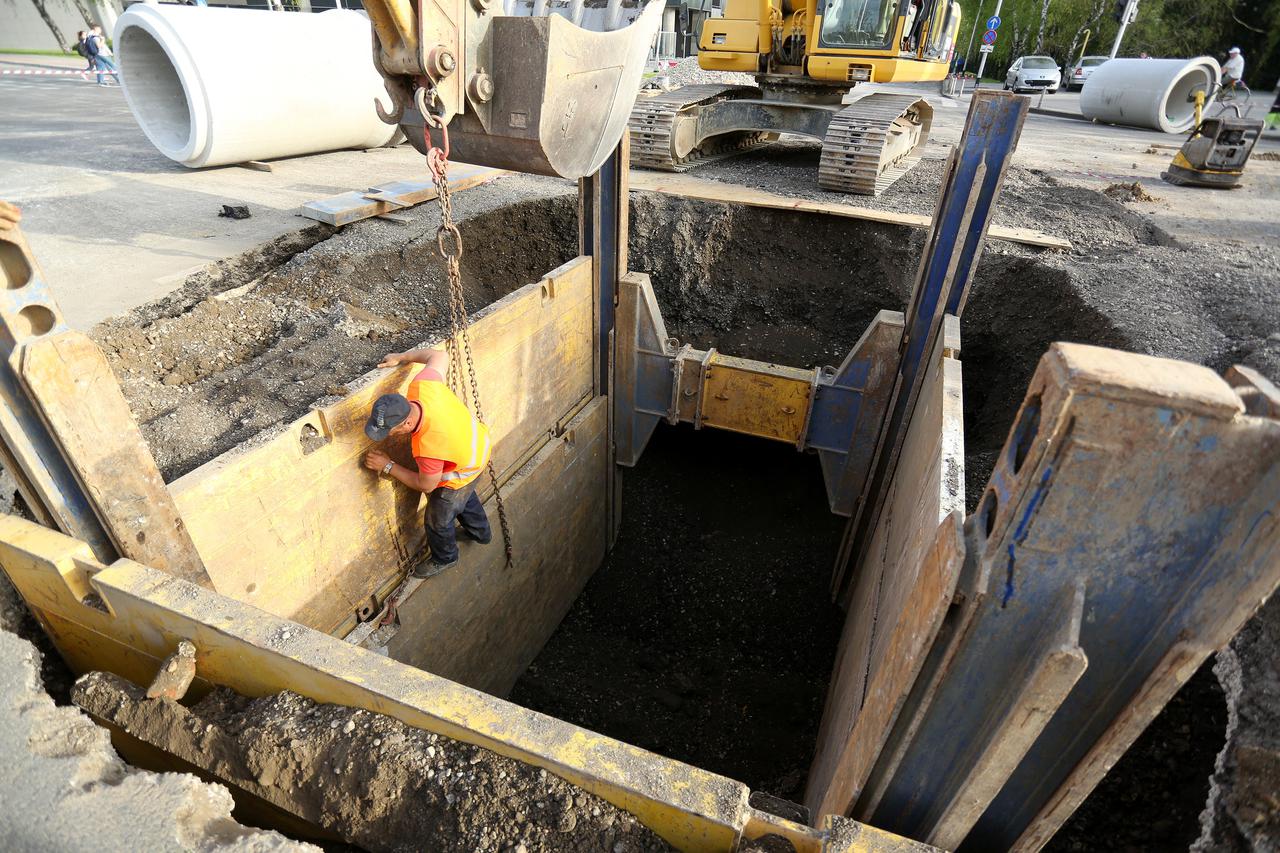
xmin=1035 ymin=0 xmax=1053 ymax=52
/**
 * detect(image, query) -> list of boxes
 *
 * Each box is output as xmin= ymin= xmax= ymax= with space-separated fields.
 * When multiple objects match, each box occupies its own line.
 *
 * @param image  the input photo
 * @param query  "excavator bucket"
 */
xmin=366 ymin=0 xmax=663 ymax=179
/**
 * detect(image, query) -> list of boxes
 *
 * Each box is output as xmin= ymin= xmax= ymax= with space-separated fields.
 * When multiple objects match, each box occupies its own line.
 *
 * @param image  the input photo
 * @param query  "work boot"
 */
xmin=412 ymin=557 xmax=457 ymax=579
xmin=459 ymin=525 xmax=492 ymax=545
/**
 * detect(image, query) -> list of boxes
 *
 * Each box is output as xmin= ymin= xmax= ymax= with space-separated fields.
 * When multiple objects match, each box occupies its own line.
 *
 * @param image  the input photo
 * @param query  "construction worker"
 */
xmin=363 ymin=347 xmax=492 ymax=578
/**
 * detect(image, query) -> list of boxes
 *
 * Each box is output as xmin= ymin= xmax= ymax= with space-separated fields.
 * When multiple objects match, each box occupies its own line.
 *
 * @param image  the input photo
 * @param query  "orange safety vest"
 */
xmin=407 ymin=379 xmax=491 ymax=490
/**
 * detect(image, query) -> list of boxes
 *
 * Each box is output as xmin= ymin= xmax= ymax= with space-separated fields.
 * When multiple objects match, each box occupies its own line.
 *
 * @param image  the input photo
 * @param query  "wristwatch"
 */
xmin=381 ymin=461 xmax=395 ymax=477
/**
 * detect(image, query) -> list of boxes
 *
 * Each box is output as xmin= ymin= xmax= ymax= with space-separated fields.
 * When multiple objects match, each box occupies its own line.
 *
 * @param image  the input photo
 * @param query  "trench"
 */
xmin=77 ymin=188 xmax=1230 ymax=848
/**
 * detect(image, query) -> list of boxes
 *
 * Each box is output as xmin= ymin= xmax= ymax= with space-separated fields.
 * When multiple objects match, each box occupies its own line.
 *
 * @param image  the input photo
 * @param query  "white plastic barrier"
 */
xmin=1080 ymin=56 xmax=1220 ymax=134
xmin=115 ymin=5 xmax=399 ymax=168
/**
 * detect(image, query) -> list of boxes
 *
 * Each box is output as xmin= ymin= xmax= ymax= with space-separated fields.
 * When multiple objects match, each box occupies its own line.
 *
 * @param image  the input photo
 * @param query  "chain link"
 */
xmin=422 ymin=97 xmax=514 ymax=570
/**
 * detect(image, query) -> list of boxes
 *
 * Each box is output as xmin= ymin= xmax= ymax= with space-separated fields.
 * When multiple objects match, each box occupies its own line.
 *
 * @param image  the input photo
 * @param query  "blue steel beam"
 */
xmin=859 ymin=345 xmax=1280 ymax=850
xmin=834 ymin=91 xmax=1029 ymax=603
xmin=580 ymin=142 xmax=627 ymax=398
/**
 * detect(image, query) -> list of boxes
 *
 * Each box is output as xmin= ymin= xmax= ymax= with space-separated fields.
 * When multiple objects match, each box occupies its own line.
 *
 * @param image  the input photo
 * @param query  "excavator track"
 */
xmin=818 ymin=93 xmax=933 ymax=196
xmin=629 ymin=84 xmax=769 ymax=171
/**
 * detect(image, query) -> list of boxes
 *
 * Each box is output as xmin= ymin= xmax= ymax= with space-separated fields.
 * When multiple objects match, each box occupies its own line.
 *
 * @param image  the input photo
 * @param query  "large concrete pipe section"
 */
xmin=115 ymin=5 xmax=398 ymax=168
xmin=1080 ymin=56 xmax=1220 ymax=133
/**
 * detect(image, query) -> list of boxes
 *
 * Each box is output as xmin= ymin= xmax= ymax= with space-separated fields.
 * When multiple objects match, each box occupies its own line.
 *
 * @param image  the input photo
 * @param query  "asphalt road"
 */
xmin=0 ymin=52 xmax=434 ymax=329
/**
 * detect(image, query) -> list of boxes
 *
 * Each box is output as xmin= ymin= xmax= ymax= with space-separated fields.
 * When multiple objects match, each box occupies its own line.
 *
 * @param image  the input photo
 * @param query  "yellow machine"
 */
xmin=1162 ymin=98 xmax=1264 ymax=189
xmin=629 ymin=0 xmax=961 ymax=193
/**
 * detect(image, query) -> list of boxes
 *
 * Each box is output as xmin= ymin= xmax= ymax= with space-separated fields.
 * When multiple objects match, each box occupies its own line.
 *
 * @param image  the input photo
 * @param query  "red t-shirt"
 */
xmin=411 ymin=367 xmax=455 ymax=478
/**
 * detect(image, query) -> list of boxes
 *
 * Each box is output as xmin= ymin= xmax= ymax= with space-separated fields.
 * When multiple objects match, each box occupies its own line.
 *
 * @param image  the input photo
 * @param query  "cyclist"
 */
xmin=1222 ymin=47 xmax=1245 ymax=89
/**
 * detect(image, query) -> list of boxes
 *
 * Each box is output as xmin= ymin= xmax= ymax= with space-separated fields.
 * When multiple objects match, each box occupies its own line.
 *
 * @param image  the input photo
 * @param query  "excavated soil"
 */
xmin=15 ymin=159 xmax=1276 ymax=850
xmin=512 ymin=425 xmax=845 ymax=802
xmin=74 ymin=672 xmax=672 ymax=853
xmin=91 ymin=176 xmax=579 ymax=479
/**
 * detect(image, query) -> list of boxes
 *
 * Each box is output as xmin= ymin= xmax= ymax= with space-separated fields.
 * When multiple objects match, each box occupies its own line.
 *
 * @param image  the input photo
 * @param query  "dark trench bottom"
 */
xmin=510 ymin=424 xmax=846 ymax=802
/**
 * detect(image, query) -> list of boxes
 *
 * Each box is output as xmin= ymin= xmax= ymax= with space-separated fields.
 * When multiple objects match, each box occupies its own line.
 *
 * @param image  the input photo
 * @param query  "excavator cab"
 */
xmin=362 ymin=0 xmax=664 ymax=178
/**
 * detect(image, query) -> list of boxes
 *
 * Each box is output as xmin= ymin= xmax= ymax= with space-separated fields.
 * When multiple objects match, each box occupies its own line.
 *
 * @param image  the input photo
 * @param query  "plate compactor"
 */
xmin=1162 ymin=112 xmax=1265 ymax=188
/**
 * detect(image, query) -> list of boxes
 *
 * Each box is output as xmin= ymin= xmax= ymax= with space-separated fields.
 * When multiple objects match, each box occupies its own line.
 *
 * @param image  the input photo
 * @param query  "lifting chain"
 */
xmin=417 ymin=84 xmax=514 ymax=570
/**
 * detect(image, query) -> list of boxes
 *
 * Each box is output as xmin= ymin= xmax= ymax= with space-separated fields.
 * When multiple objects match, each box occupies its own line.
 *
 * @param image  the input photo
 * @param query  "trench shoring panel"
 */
xmin=167 ymin=257 xmax=597 ymax=647
xmin=807 ymin=321 xmax=965 ymax=817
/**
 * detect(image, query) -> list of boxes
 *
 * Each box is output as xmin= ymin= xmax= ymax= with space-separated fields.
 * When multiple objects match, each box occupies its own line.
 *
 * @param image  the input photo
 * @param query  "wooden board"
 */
xmin=384 ymin=397 xmax=609 ymax=696
xmin=298 ymin=164 xmax=505 ymax=226
xmin=169 ymin=257 xmax=595 ymax=636
xmin=808 ymin=512 xmax=964 ymax=819
xmin=807 ymin=328 xmax=965 ymax=817
xmin=19 ymin=331 xmax=211 ymax=587
xmin=629 ymin=171 xmax=1072 ymax=250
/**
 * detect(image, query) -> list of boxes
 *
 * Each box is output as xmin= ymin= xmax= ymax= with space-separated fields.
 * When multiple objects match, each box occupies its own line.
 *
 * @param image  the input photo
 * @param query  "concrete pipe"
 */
xmin=1080 ymin=56 xmax=1220 ymax=134
xmin=115 ymin=5 xmax=398 ymax=168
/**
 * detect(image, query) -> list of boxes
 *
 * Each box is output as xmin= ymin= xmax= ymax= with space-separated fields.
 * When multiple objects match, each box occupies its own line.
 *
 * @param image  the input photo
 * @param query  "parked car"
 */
xmin=1068 ymin=55 xmax=1108 ymax=90
xmin=1004 ymin=56 xmax=1061 ymax=93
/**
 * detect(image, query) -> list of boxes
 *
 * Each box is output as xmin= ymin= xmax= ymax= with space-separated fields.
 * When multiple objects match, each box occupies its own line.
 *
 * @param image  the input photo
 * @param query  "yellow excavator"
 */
xmin=360 ymin=0 xmax=665 ymax=179
xmin=630 ymin=0 xmax=962 ymax=193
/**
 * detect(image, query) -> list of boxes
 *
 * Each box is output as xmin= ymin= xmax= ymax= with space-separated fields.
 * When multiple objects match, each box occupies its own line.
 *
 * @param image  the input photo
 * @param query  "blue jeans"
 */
xmin=425 ymin=484 xmax=489 ymax=565
xmin=93 ymin=55 xmax=118 ymax=85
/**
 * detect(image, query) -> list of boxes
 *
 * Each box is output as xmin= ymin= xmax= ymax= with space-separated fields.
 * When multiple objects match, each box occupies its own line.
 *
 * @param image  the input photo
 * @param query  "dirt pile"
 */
xmin=73 ymin=672 xmax=673 ymax=853
xmin=1103 ymin=181 xmax=1159 ymax=203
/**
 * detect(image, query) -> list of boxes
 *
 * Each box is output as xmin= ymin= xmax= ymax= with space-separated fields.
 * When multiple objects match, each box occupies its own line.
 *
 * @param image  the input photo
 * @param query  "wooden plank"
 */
xmin=807 ymin=330 xmax=964 ymax=816
xmin=0 ymin=514 xmax=752 ymax=853
xmin=808 ymin=511 xmax=964 ymax=818
xmin=628 ymin=171 xmax=1072 ymax=250
xmin=169 ymin=257 xmax=595 ymax=636
xmin=298 ymin=164 xmax=505 ymax=226
xmin=19 ymin=331 xmax=211 ymax=587
xmin=383 ymin=397 xmax=608 ymax=696
xmin=852 ymin=519 xmax=991 ymax=819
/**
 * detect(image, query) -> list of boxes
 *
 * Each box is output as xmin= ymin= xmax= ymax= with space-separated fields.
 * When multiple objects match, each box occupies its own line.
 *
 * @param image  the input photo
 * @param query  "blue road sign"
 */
xmin=982 ymin=28 xmax=998 ymax=45
xmin=986 ymin=14 xmax=1001 ymax=29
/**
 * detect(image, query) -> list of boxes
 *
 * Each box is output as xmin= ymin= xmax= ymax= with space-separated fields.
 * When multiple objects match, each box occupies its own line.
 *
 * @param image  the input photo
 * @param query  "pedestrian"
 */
xmin=87 ymin=25 xmax=119 ymax=87
xmin=363 ymin=347 xmax=493 ymax=578
xmin=1222 ymin=47 xmax=1245 ymax=89
xmin=71 ymin=31 xmax=93 ymax=71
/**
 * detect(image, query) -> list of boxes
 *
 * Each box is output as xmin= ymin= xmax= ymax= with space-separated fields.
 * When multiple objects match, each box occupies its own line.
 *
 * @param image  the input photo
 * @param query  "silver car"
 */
xmin=1068 ymin=55 xmax=1108 ymax=90
xmin=1004 ymin=55 xmax=1061 ymax=93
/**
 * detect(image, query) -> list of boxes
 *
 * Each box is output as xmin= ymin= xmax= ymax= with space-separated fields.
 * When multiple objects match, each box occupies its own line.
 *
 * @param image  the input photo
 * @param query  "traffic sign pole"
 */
xmin=1109 ymin=0 xmax=1138 ymax=58
xmin=974 ymin=0 xmax=1003 ymax=85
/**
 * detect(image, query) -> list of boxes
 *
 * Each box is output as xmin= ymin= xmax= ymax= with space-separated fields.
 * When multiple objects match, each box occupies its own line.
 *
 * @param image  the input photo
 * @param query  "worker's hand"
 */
xmin=377 ymin=352 xmax=407 ymax=368
xmin=0 ymin=202 xmax=21 ymax=232
xmin=364 ymin=449 xmax=392 ymax=472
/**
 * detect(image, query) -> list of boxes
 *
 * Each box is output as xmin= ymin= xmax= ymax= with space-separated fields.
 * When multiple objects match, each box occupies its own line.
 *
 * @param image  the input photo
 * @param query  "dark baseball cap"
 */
xmin=365 ymin=393 xmax=412 ymax=441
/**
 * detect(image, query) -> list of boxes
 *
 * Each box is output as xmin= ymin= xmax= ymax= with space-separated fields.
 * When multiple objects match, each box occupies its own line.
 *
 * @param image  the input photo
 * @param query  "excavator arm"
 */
xmin=363 ymin=0 xmax=663 ymax=178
